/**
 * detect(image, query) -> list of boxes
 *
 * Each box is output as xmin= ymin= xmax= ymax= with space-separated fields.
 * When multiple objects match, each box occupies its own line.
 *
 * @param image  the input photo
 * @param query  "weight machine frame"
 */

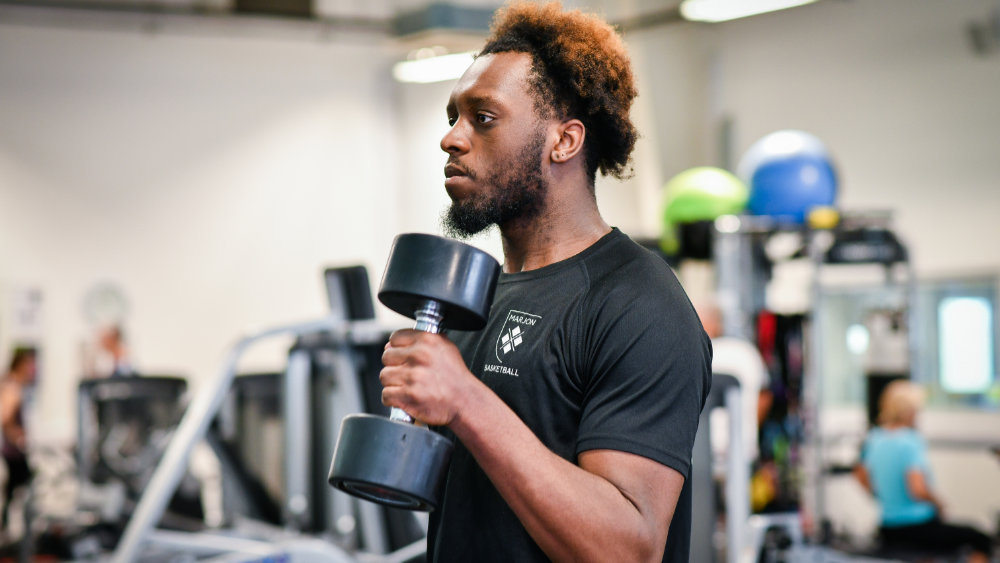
xmin=109 ymin=314 xmax=423 ymax=563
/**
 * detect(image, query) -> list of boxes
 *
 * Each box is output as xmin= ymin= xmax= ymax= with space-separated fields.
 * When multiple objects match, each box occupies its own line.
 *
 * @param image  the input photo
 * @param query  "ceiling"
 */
xmin=0 ymin=0 xmax=686 ymax=39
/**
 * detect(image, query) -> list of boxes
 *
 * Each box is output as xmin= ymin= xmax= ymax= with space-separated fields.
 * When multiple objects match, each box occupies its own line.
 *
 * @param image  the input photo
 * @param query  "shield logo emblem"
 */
xmin=495 ymin=310 xmax=541 ymax=364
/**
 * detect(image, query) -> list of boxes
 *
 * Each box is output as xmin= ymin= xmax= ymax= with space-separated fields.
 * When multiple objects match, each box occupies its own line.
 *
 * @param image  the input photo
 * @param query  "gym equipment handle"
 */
xmin=388 ymin=299 xmax=444 ymax=424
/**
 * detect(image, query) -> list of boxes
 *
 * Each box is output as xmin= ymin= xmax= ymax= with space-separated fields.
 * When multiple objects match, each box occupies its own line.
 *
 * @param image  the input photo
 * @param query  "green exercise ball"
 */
xmin=664 ymin=167 xmax=748 ymax=223
xmin=660 ymin=167 xmax=748 ymax=254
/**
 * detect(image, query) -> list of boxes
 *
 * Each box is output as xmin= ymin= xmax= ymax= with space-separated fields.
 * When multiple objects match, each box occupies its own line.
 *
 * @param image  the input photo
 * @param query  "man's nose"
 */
xmin=440 ymin=120 xmax=469 ymax=154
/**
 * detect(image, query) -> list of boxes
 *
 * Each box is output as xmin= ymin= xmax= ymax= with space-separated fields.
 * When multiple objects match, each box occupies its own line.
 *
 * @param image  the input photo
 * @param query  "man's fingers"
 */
xmin=379 ymin=367 xmax=415 ymax=412
xmin=382 ymin=346 xmax=404 ymax=367
xmin=379 ymin=363 xmax=404 ymax=386
xmin=380 ymin=384 xmax=397 ymax=408
xmin=384 ymin=330 xmax=444 ymax=367
xmin=387 ymin=328 xmax=420 ymax=347
xmin=382 ymin=329 xmax=419 ymax=366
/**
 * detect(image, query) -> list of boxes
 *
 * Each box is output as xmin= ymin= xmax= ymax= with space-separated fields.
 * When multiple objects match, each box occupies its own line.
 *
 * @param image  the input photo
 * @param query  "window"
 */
xmin=938 ymin=296 xmax=994 ymax=394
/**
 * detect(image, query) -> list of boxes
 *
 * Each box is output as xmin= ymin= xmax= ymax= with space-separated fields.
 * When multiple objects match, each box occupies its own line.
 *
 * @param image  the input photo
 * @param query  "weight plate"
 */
xmin=378 ymin=233 xmax=500 ymax=331
xmin=328 ymin=414 xmax=453 ymax=511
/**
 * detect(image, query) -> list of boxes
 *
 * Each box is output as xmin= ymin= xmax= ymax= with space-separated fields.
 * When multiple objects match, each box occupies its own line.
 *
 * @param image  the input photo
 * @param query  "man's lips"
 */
xmin=444 ymin=163 xmax=468 ymax=178
xmin=444 ymin=162 xmax=473 ymax=196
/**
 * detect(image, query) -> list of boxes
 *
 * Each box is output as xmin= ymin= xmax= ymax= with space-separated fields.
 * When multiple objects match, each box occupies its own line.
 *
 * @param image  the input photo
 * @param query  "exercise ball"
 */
xmin=663 ymin=166 xmax=748 ymax=224
xmin=748 ymin=155 xmax=837 ymax=224
xmin=738 ymin=130 xmax=838 ymax=225
xmin=660 ymin=166 xmax=748 ymax=254
xmin=736 ymin=129 xmax=830 ymax=185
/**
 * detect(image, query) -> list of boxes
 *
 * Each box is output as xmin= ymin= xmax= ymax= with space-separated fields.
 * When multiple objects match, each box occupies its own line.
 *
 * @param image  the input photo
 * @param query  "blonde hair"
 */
xmin=877 ymin=380 xmax=926 ymax=427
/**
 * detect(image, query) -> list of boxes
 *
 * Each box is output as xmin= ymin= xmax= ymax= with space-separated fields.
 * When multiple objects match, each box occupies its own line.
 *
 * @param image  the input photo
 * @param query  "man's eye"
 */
xmin=447 ymin=116 xmax=457 ymax=126
xmin=476 ymin=113 xmax=494 ymax=124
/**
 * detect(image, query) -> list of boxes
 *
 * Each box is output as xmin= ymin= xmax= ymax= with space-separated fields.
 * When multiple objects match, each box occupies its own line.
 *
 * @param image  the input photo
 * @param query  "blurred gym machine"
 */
xmin=2 ymin=376 xmax=202 ymax=561
xmin=211 ymin=304 xmax=424 ymax=551
xmin=78 ymin=377 xmax=188 ymax=491
xmin=805 ymin=212 xmax=913 ymax=545
xmin=106 ymin=266 xmax=425 ymax=563
xmin=710 ymin=209 xmax=913 ymax=554
xmin=691 ymin=373 xmax=751 ymax=563
xmin=692 ymin=372 xmax=813 ymax=563
xmin=77 ymin=376 xmax=205 ymax=536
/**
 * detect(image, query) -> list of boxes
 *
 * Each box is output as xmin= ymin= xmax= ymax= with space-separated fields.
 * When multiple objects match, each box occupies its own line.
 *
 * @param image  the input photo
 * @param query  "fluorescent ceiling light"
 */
xmin=393 ymin=51 xmax=476 ymax=84
xmin=680 ymin=0 xmax=818 ymax=22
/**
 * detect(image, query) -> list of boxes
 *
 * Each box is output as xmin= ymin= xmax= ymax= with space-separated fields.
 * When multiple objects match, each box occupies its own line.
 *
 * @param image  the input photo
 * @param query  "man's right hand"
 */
xmin=380 ymin=328 xmax=484 ymax=427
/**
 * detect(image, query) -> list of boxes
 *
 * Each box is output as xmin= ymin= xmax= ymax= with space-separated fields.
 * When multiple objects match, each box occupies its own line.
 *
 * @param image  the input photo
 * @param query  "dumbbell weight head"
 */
xmin=378 ymin=233 xmax=500 ymax=331
xmin=329 ymin=414 xmax=454 ymax=510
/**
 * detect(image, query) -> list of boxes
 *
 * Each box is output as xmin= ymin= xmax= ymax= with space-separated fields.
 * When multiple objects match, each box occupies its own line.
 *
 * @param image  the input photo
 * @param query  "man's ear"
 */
xmin=550 ymin=119 xmax=585 ymax=163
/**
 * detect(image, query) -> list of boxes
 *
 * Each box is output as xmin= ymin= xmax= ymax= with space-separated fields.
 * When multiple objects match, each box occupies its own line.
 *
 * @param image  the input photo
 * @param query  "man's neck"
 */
xmin=499 ymin=195 xmax=610 ymax=273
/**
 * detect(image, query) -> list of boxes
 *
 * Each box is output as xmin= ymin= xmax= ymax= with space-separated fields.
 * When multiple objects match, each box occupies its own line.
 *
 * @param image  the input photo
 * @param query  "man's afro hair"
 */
xmin=480 ymin=1 xmax=638 ymax=181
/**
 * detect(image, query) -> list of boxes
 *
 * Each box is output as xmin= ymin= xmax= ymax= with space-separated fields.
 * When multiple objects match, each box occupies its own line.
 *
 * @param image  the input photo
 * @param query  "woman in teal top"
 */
xmin=854 ymin=381 xmax=992 ymax=562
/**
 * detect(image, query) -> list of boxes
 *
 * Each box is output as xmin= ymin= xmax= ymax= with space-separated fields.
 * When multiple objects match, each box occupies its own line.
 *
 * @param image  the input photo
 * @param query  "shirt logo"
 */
xmin=495 ymin=310 xmax=541 ymax=364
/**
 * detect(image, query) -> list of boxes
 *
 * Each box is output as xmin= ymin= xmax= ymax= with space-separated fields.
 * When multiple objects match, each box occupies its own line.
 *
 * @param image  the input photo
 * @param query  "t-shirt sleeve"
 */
xmin=574 ymin=275 xmax=712 ymax=479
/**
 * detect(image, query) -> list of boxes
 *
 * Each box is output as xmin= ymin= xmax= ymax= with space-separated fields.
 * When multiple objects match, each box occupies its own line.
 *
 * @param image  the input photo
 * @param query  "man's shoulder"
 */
xmin=582 ymin=231 xmax=676 ymax=290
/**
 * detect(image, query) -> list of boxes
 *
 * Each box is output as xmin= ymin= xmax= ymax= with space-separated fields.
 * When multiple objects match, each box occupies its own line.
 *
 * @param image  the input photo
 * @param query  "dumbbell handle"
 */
xmin=389 ymin=300 xmax=444 ymax=424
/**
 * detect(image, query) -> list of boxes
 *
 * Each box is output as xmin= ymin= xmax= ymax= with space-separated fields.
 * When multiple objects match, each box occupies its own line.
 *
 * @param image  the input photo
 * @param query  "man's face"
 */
xmin=440 ymin=52 xmax=551 ymax=237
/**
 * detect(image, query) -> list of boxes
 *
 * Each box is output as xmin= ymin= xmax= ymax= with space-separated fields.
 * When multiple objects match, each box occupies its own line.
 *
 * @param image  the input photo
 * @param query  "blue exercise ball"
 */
xmin=737 ymin=129 xmax=830 ymax=185
xmin=747 ymin=154 xmax=837 ymax=224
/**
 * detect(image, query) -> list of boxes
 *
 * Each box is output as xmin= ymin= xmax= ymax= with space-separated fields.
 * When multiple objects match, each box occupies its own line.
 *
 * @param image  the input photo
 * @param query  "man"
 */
xmin=1 ymin=347 xmax=37 ymax=529
xmin=380 ymin=2 xmax=711 ymax=561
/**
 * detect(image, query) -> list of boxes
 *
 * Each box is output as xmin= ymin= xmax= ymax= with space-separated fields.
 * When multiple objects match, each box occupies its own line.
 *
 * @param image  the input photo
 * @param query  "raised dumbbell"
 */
xmin=327 ymin=233 xmax=500 ymax=511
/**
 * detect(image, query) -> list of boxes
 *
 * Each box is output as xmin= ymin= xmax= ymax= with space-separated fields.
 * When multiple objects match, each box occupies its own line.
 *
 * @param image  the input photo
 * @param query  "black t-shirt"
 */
xmin=428 ymin=228 xmax=712 ymax=562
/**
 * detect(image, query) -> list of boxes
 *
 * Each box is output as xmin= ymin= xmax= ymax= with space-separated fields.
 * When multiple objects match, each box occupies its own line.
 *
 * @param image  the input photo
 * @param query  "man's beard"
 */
xmin=442 ymin=132 xmax=548 ymax=238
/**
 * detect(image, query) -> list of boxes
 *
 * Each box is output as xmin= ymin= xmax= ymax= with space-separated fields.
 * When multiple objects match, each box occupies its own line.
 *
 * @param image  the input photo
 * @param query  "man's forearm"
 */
xmin=448 ymin=381 xmax=676 ymax=562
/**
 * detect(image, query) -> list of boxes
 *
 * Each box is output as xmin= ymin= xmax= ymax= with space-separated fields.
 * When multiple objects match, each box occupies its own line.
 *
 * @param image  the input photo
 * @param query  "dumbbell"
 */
xmin=328 ymin=233 xmax=500 ymax=511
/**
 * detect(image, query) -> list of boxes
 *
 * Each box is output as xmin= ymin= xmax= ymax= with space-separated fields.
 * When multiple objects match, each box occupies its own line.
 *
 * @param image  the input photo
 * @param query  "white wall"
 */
xmin=0 ymin=15 xmax=401 ymax=442
xmin=602 ymin=21 xmax=712 ymax=237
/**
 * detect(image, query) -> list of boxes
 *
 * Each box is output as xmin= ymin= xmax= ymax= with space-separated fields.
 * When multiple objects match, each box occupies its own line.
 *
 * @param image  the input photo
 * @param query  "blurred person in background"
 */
xmin=1 ymin=347 xmax=37 ymax=530
xmin=98 ymin=325 xmax=133 ymax=377
xmin=854 ymin=380 xmax=994 ymax=562
xmin=83 ymin=324 xmax=134 ymax=379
